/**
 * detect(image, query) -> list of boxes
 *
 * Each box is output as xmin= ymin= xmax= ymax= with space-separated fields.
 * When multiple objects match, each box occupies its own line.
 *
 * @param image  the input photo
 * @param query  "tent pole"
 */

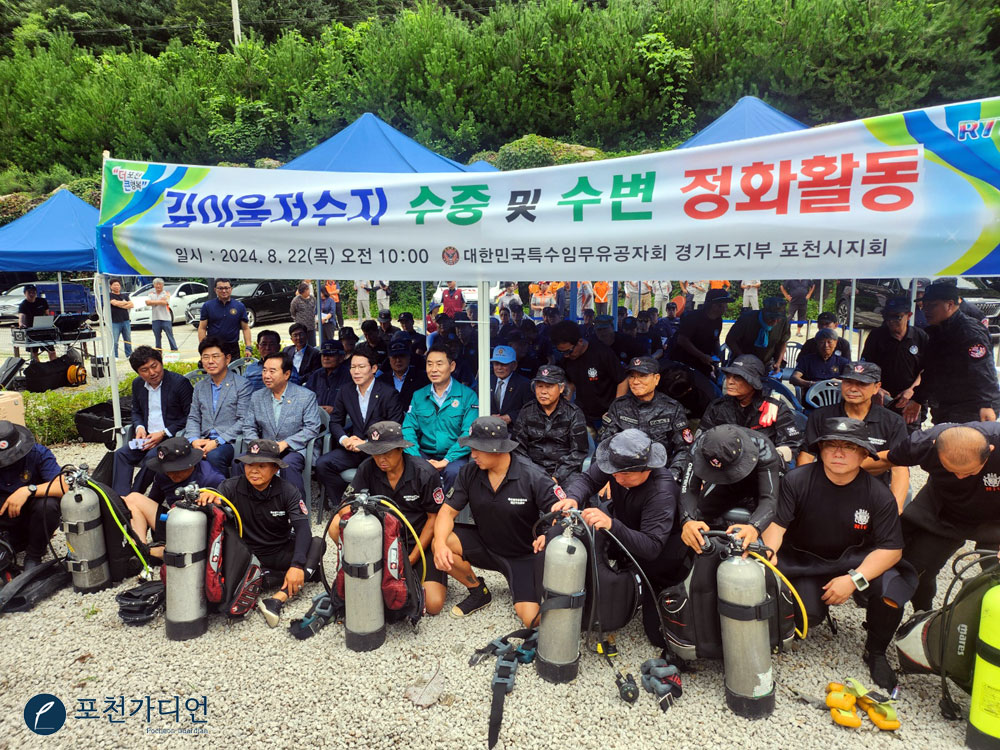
xmin=612 ymin=282 xmax=619 ymax=331
xmin=98 ymin=274 xmax=123 ymax=449
xmin=315 ymin=281 xmax=322 ymax=344
xmin=420 ymin=282 xmax=426 ymax=335
xmin=848 ymin=278 xmax=857 ymax=354
xmin=57 ymin=272 xmax=65 ymax=313
xmin=477 ymin=281 xmax=490 ymax=417
xmin=910 ymin=278 xmax=917 ymax=316
xmin=569 ymin=281 xmax=578 ymax=321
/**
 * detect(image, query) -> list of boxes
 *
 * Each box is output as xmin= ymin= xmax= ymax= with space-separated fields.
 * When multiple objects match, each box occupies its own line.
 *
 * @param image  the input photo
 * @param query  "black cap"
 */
xmin=145 ymin=436 xmax=204 ymax=474
xmin=339 ymin=326 xmax=358 ymax=342
xmin=810 ymin=417 xmax=878 ymax=458
xmin=594 ymin=315 xmax=614 ymax=329
xmin=320 ymin=339 xmax=344 ymax=355
xmin=883 ymin=297 xmax=911 ymax=315
xmin=622 ymin=316 xmax=638 ymax=329
xmin=0 ymin=420 xmax=35 ymax=468
xmin=378 ymin=309 xmax=392 ymax=321
xmin=532 ymin=364 xmax=566 ymax=384
xmin=358 ymin=421 xmax=414 ymax=455
xmin=720 ymin=354 xmax=765 ymax=390
xmin=235 ymin=439 xmax=288 ymax=468
xmin=595 ymin=429 xmax=667 ymax=474
xmin=692 ymin=425 xmax=759 ymax=484
xmin=388 ymin=341 xmax=410 ymax=356
xmin=625 ymin=356 xmax=659 ymax=374
xmin=458 ymin=416 xmax=519 ymax=453
xmin=397 ymin=311 xmax=414 ymax=322
xmin=762 ymin=297 xmax=787 ymax=316
xmin=705 ymin=289 xmax=734 ymax=305
xmin=922 ymin=283 xmax=959 ymax=303
xmin=841 ymin=361 xmax=882 ymax=383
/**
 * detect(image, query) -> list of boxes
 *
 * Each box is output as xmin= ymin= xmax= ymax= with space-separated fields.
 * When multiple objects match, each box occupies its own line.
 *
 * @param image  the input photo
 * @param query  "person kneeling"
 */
xmin=328 ymin=421 xmax=448 ymax=615
xmin=433 ymin=417 xmax=562 ymax=627
xmin=199 ymin=440 xmax=312 ymax=628
xmin=124 ymin=437 xmax=225 ymax=559
xmin=762 ymin=418 xmax=916 ymax=690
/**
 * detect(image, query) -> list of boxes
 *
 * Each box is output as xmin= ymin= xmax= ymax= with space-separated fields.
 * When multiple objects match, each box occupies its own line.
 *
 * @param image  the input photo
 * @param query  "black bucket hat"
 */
xmin=0 ymin=420 xmax=34 ymax=468
xmin=235 ymin=439 xmax=288 ymax=468
xmin=145 ymin=436 xmax=204 ymax=474
xmin=720 ymin=354 xmax=765 ymax=390
xmin=358 ymin=421 xmax=414 ymax=455
xmin=595 ymin=429 xmax=667 ymax=474
xmin=458 ymin=416 xmax=519 ymax=453
xmin=692 ymin=425 xmax=759 ymax=484
xmin=810 ymin=417 xmax=879 ymax=459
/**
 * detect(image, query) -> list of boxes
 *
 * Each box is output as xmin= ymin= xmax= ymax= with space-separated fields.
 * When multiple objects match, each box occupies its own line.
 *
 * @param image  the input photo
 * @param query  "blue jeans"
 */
xmin=152 ymin=320 xmax=178 ymax=351
xmin=112 ymin=320 xmax=133 ymax=358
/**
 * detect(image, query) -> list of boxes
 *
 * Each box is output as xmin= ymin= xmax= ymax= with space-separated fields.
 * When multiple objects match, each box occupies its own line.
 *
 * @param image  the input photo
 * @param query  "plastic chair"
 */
xmin=304 ymin=409 xmax=331 ymax=519
xmin=227 ymin=356 xmax=253 ymax=375
xmin=779 ymin=341 xmax=803 ymax=381
xmin=718 ymin=343 xmax=732 ymax=366
xmin=184 ymin=368 xmax=208 ymax=385
xmin=804 ymin=379 xmax=843 ymax=409
xmin=764 ymin=377 xmax=805 ymax=413
xmin=582 ymin=428 xmax=597 ymax=472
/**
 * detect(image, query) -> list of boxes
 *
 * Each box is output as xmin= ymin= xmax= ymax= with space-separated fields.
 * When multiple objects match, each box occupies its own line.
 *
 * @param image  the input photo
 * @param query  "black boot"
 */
xmin=863 ymin=647 xmax=898 ymax=691
xmin=863 ymin=599 xmax=905 ymax=691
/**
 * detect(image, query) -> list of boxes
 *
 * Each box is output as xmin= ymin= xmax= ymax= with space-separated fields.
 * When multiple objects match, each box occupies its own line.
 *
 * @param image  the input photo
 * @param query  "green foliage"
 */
xmin=494 ymin=134 xmax=607 ymax=170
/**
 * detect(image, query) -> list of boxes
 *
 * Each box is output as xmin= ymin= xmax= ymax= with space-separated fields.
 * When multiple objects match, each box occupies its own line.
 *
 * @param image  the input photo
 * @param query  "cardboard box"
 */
xmin=0 ymin=391 xmax=25 ymax=426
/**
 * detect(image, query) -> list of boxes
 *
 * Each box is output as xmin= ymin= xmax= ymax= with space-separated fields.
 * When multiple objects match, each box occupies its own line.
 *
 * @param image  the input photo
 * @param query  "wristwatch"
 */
xmin=27 ymin=484 xmax=38 ymax=498
xmin=848 ymin=568 xmax=869 ymax=591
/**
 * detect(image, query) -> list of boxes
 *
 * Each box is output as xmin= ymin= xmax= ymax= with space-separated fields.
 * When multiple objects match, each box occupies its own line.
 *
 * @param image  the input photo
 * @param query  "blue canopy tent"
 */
xmin=282 ymin=112 xmax=497 ymax=173
xmin=0 ymin=189 xmax=99 ymax=271
xmin=679 ymin=95 xmax=807 ymax=149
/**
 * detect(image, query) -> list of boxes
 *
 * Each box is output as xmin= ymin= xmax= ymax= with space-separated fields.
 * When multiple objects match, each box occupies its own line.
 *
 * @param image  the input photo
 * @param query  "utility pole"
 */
xmin=231 ymin=0 xmax=243 ymax=44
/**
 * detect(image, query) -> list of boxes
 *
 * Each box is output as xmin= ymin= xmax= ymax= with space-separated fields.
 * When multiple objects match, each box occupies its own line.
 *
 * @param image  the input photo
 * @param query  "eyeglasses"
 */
xmin=202 ymin=354 xmax=225 ymax=361
xmin=349 ymin=364 xmax=371 ymax=371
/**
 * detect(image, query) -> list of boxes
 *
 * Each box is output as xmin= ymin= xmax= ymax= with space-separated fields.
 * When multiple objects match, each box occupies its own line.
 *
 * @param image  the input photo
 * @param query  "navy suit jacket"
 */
xmin=330 ymin=379 xmax=404 ymax=444
xmin=282 ymin=344 xmax=322 ymax=383
xmin=490 ymin=372 xmax=532 ymax=425
xmin=376 ymin=367 xmax=429 ymax=411
xmin=131 ymin=369 xmax=194 ymax=437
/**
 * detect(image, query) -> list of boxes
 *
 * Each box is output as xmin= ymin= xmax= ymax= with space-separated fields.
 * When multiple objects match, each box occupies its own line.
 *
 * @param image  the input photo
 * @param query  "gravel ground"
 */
xmin=0 ymin=438 xmax=975 ymax=749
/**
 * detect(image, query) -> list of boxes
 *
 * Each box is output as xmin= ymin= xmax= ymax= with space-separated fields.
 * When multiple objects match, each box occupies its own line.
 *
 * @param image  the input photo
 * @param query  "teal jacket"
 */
xmin=402 ymin=379 xmax=479 ymax=462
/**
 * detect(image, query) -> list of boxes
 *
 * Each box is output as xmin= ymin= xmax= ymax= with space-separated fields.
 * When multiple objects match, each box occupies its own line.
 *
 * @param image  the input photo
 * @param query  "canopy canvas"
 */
xmin=679 ymin=95 xmax=807 ymax=149
xmin=96 ymin=97 xmax=1000 ymax=282
xmin=0 ymin=189 xmax=99 ymax=271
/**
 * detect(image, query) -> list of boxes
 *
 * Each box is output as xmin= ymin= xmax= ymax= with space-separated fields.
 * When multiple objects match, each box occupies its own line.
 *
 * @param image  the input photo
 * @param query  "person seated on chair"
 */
xmin=402 ymin=344 xmax=478 ymax=490
xmin=359 ymin=319 xmax=388 ymax=365
xmin=512 ymin=365 xmax=589 ymax=485
xmin=669 ymin=289 xmax=732 ymax=378
xmin=433 ymin=417 xmax=562 ymax=627
xmin=244 ymin=352 xmax=322 ymax=496
xmin=599 ymin=355 xmax=694 ymax=482
xmin=653 ymin=301 xmax=681 ymax=350
xmin=551 ymin=429 xmax=688 ymax=648
xmin=339 ymin=326 xmax=359 ymax=358
xmin=725 ymin=296 xmax=790 ymax=373
xmin=763 ymin=418 xmax=915 ymax=690
xmin=699 ymin=354 xmax=803 ymax=464
xmin=316 ymin=347 xmax=403 ymax=505
xmin=0 ymin=421 xmax=68 ymax=571
xmin=112 ymin=346 xmax=193 ymax=497
xmin=377 ymin=309 xmax=401 ymax=338
xmin=489 ymin=345 xmax=532 ymax=429
xmin=282 ymin=322 xmax=321 ymax=385
xmin=397 ymin=312 xmax=426 ymax=356
xmin=244 ymin=330 xmax=281 ymax=392
xmin=328 ymin=421 xmax=448 ymax=615
xmin=791 ymin=328 xmax=849 ymax=392
xmin=678 ymin=424 xmax=782 ymax=556
xmin=799 ymin=311 xmax=852 ymax=360
xmin=306 ymin=338 xmax=349 ymax=414
xmin=124 ymin=436 xmax=225 ymax=557
xmin=797 ymin=361 xmax=909 ymax=509
xmin=198 ymin=439 xmax=312 ymax=628
xmin=878 ymin=422 xmax=1000 ymax=612
xmin=376 ymin=340 xmax=428 ymax=411
xmin=184 ymin=336 xmax=252 ymax=475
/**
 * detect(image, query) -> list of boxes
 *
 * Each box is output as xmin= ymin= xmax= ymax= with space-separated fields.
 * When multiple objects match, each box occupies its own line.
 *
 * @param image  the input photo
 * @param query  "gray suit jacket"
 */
xmin=245 ymin=381 xmax=322 ymax=453
xmin=184 ymin=370 xmax=252 ymax=445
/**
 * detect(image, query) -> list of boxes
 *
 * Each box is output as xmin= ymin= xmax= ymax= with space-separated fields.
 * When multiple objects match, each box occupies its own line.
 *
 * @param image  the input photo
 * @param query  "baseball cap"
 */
xmin=922 ymin=283 xmax=959 ymax=303
xmin=625 ymin=356 xmax=658 ymax=374
xmin=378 ymin=309 xmax=392 ymax=321
xmin=883 ymin=297 xmax=911 ymax=315
xmin=320 ymin=339 xmax=345 ymax=355
xmin=705 ymin=289 xmax=734 ymax=305
xmin=594 ymin=315 xmax=614 ymax=330
xmin=388 ymin=341 xmax=410 ymax=356
xmin=841 ymin=361 xmax=882 ymax=383
xmin=397 ymin=311 xmax=414 ymax=322
xmin=532 ymin=365 xmax=566 ymax=384
xmin=490 ymin=345 xmax=516 ymax=364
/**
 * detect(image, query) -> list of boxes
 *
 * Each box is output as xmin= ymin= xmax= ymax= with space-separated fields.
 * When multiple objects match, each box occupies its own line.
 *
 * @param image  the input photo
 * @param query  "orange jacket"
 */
xmin=593 ymin=281 xmax=610 ymax=303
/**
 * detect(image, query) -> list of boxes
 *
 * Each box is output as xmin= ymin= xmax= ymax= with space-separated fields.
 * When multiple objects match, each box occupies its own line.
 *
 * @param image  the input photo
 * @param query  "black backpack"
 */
xmin=87 ymin=478 xmax=151 ymax=582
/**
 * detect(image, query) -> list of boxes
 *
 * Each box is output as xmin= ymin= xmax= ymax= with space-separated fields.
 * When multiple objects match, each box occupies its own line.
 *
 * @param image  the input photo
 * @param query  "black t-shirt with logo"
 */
xmin=445 ymin=453 xmax=561 ymax=558
xmin=860 ymin=324 xmax=928 ymax=398
xmin=217 ymin=475 xmax=310 ymax=564
xmin=561 ymin=339 xmax=624 ymax=422
xmin=345 ymin=453 xmax=443 ymax=537
xmin=775 ymin=463 xmax=902 ymax=559
xmin=805 ymin=402 xmax=907 ymax=487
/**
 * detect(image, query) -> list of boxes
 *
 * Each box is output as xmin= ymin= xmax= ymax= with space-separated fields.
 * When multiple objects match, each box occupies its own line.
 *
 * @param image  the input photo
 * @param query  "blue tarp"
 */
xmin=282 ymin=112 xmax=497 ymax=173
xmin=0 ymin=189 xmax=98 ymax=271
xmin=680 ymin=96 xmax=807 ymax=149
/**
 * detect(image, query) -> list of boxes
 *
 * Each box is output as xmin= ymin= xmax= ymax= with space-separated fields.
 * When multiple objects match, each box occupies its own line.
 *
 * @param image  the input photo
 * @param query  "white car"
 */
xmin=130 ymin=282 xmax=209 ymax=326
xmin=429 ymin=282 xmax=502 ymax=307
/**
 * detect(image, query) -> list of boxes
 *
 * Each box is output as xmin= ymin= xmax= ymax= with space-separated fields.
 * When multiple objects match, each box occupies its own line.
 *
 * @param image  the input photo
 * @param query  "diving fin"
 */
xmin=0 ymin=560 xmax=71 ymax=613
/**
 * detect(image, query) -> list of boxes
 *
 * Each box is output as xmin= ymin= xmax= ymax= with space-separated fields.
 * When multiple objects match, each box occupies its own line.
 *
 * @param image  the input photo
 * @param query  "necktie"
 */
xmin=494 ymin=379 xmax=504 ymax=409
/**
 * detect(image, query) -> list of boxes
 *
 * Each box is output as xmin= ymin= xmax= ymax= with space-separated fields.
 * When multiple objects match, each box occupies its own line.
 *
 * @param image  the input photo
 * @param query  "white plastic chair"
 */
xmin=804 ymin=379 xmax=842 ymax=409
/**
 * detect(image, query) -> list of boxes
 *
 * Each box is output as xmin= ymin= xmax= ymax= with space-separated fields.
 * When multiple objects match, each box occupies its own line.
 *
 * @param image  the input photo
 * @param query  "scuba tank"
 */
xmin=342 ymin=496 xmax=385 ymax=652
xmin=537 ymin=524 xmax=588 ymax=683
xmin=60 ymin=466 xmax=110 ymax=593
xmin=967 ymin=584 xmax=1000 ymax=749
xmin=163 ymin=495 xmax=208 ymax=641
xmin=717 ymin=549 xmax=774 ymax=719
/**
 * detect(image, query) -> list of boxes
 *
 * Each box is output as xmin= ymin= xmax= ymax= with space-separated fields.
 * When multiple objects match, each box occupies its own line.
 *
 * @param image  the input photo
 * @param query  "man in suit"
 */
xmin=245 ymin=329 xmax=281 ymax=392
xmin=184 ymin=336 xmax=252 ymax=475
xmin=283 ymin=322 xmax=321 ymax=384
xmin=489 ymin=345 xmax=531 ymax=429
xmin=306 ymin=338 xmax=349 ymax=414
xmin=112 ymin=346 xmax=194 ymax=496
xmin=316 ymin=347 xmax=404 ymax=504
xmin=245 ymin=352 xmax=323 ymax=496
xmin=377 ymin=339 xmax=428 ymax=411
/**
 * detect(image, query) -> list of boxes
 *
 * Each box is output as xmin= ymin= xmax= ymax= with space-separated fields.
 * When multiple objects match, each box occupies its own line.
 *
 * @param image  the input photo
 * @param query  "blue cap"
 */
xmin=490 ymin=345 xmax=516 ymax=364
